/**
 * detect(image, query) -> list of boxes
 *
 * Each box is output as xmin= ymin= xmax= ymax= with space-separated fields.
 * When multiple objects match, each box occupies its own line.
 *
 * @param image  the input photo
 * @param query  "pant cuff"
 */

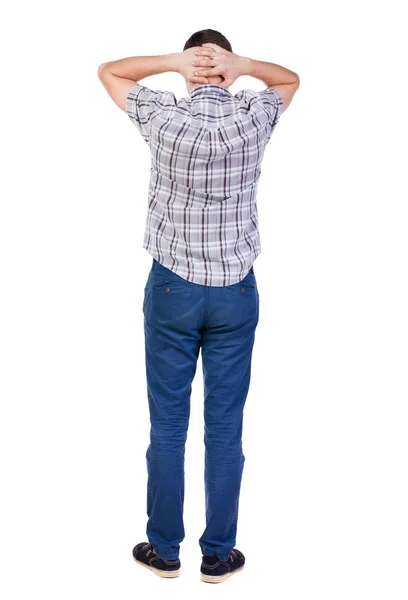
xmin=216 ymin=553 xmax=230 ymax=562
xmin=151 ymin=543 xmax=179 ymax=561
xmin=201 ymin=547 xmax=231 ymax=562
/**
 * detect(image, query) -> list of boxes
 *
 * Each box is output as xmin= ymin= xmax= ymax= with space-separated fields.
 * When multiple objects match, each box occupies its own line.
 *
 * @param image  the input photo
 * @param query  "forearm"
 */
xmin=100 ymin=53 xmax=179 ymax=81
xmin=241 ymin=57 xmax=299 ymax=87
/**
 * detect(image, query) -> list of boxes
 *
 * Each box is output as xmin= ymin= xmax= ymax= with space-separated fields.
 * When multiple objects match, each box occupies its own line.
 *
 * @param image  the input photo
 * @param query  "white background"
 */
xmin=1 ymin=1 xmax=407 ymax=598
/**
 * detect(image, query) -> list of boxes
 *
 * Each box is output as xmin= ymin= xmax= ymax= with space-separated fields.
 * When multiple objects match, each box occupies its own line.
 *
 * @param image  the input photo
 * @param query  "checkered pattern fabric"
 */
xmin=126 ymin=83 xmax=283 ymax=286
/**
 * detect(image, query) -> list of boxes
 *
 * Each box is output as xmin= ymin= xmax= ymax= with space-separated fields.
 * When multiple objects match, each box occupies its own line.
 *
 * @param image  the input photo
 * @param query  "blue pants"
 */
xmin=142 ymin=258 xmax=259 ymax=562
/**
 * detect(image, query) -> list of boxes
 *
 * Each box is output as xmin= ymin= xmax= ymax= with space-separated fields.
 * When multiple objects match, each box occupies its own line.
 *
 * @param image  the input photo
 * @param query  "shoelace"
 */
xmin=228 ymin=549 xmax=237 ymax=562
xmin=142 ymin=542 xmax=154 ymax=557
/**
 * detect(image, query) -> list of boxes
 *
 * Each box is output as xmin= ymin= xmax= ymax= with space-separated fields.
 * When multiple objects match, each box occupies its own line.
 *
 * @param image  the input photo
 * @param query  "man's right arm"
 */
xmin=243 ymin=57 xmax=300 ymax=112
xmin=191 ymin=45 xmax=300 ymax=112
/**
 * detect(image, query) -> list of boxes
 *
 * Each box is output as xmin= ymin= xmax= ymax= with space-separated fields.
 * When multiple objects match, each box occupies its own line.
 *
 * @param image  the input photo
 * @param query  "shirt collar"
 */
xmin=190 ymin=84 xmax=232 ymax=98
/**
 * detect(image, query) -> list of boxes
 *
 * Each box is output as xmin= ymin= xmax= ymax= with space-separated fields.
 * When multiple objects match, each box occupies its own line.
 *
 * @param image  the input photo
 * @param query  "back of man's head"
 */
xmin=183 ymin=29 xmax=232 ymax=52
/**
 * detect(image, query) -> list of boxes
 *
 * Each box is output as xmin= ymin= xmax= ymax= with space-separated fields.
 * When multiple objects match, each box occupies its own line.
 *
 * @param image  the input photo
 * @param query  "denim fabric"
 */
xmin=142 ymin=258 xmax=259 ymax=561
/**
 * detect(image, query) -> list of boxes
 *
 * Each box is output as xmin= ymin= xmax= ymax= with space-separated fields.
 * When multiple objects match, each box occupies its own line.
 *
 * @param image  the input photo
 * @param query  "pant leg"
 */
xmin=143 ymin=259 xmax=204 ymax=560
xmin=198 ymin=267 xmax=259 ymax=562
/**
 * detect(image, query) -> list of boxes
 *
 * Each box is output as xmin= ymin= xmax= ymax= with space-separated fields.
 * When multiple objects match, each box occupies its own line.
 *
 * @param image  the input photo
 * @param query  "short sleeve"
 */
xmin=257 ymin=88 xmax=283 ymax=128
xmin=126 ymin=84 xmax=163 ymax=143
xmin=236 ymin=87 xmax=284 ymax=144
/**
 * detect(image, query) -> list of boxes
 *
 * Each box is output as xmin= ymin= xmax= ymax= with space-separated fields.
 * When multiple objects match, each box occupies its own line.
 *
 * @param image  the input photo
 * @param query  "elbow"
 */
xmin=98 ymin=62 xmax=110 ymax=79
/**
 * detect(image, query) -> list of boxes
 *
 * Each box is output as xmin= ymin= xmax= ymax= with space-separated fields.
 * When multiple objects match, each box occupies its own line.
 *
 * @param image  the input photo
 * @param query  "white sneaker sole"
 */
xmin=133 ymin=557 xmax=180 ymax=578
xmin=201 ymin=564 xmax=245 ymax=583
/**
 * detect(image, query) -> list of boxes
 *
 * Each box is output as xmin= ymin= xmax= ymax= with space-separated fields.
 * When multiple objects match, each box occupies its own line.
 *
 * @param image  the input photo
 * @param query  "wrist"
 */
xmin=165 ymin=52 xmax=181 ymax=73
xmin=238 ymin=56 xmax=252 ymax=77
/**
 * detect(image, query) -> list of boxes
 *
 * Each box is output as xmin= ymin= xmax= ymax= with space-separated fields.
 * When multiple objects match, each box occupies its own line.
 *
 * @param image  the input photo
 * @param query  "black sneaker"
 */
xmin=201 ymin=548 xmax=245 ymax=583
xmin=132 ymin=542 xmax=181 ymax=578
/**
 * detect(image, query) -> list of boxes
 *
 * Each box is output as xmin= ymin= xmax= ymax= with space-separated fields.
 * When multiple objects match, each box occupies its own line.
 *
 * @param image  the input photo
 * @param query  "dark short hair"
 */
xmin=183 ymin=29 xmax=232 ymax=52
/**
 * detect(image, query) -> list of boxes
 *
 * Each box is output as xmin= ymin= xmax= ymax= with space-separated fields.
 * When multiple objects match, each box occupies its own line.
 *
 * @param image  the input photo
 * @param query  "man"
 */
xmin=98 ymin=29 xmax=299 ymax=584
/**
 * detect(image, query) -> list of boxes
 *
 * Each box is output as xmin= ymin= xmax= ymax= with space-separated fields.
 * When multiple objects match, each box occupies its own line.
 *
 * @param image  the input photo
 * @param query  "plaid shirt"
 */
xmin=126 ymin=83 xmax=283 ymax=286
